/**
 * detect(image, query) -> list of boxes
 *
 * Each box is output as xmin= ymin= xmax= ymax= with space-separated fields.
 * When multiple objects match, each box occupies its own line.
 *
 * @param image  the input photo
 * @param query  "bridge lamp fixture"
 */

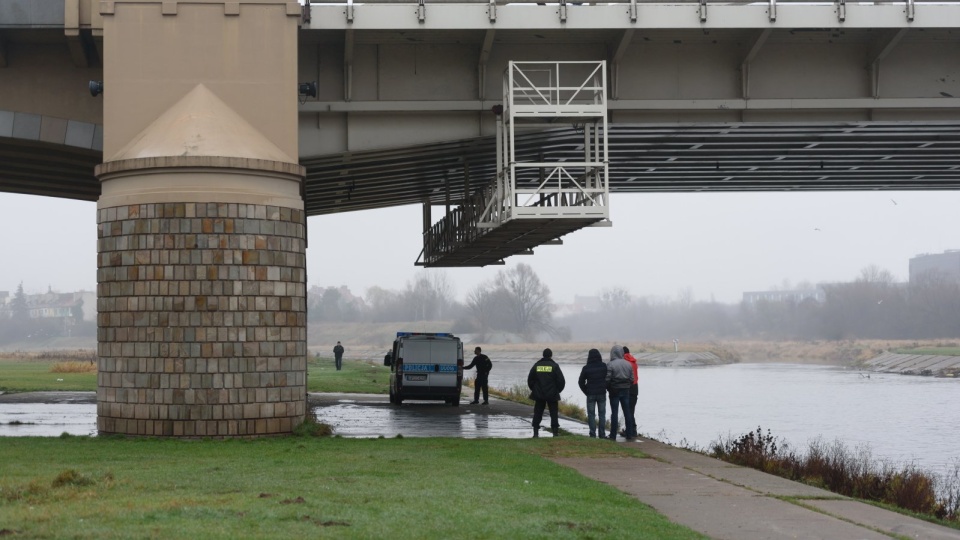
xmin=298 ymin=81 xmax=317 ymax=99
xmin=89 ymin=80 xmax=104 ymax=97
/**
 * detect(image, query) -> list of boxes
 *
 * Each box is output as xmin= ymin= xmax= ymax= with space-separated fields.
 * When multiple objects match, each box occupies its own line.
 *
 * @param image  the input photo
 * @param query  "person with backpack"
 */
xmin=464 ymin=346 xmax=493 ymax=405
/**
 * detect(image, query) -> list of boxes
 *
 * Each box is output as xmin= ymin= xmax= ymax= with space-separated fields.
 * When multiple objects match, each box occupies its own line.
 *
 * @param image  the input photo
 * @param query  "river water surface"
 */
xmin=484 ymin=361 xmax=960 ymax=475
xmin=2 ymin=361 xmax=957 ymax=476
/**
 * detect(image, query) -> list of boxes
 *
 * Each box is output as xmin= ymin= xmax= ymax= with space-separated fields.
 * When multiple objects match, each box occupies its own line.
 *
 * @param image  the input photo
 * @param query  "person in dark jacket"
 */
xmin=464 ymin=346 xmax=493 ymax=405
xmin=528 ymin=348 xmax=565 ymax=437
xmin=606 ymin=344 xmax=636 ymax=441
xmin=578 ymin=348 xmax=607 ymax=438
xmin=333 ymin=341 xmax=345 ymax=371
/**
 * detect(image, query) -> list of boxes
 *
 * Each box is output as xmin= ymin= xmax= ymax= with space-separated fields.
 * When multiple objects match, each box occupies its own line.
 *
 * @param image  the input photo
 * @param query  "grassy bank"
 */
xmin=0 ymin=357 xmax=97 ymax=392
xmin=0 ymin=356 xmax=390 ymax=395
xmin=307 ymin=357 xmax=390 ymax=394
xmin=0 ymin=436 xmax=703 ymax=539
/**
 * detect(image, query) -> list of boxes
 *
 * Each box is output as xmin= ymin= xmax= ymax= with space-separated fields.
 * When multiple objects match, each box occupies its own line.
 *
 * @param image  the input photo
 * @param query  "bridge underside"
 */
xmin=5 ymin=120 xmax=960 ymax=212
xmin=421 ymin=217 xmax=604 ymax=267
xmin=305 ymin=121 xmax=960 ymax=214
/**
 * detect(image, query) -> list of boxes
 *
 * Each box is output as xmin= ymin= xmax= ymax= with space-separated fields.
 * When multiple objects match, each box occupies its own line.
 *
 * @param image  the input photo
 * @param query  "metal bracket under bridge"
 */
xmin=416 ymin=60 xmax=611 ymax=267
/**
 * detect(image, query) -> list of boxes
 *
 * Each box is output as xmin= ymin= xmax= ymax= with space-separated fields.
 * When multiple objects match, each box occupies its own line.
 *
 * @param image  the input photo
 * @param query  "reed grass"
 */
xmin=50 ymin=362 xmax=97 ymax=374
xmin=710 ymin=427 xmax=959 ymax=524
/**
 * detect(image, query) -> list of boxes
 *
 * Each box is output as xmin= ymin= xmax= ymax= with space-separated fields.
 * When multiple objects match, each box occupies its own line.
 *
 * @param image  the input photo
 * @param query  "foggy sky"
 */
xmin=3 ymin=190 xmax=959 ymax=304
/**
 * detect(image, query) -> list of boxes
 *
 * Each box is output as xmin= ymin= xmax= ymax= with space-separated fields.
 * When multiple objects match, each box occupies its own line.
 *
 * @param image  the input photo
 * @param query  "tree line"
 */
xmin=562 ymin=265 xmax=960 ymax=342
xmin=307 ymin=263 xmax=562 ymax=342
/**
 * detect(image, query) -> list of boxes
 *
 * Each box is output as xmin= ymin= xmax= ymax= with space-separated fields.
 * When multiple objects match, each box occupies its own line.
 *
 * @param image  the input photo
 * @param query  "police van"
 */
xmin=386 ymin=332 xmax=463 ymax=406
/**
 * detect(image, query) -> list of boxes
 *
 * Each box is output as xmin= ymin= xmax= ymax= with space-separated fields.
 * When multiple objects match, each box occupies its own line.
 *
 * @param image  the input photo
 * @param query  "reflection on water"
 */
xmin=484 ymin=361 xmax=960 ymax=474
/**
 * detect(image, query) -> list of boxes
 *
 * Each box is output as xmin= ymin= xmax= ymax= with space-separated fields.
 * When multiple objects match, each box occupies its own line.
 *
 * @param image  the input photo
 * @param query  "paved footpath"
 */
xmin=556 ymin=439 xmax=960 ymax=540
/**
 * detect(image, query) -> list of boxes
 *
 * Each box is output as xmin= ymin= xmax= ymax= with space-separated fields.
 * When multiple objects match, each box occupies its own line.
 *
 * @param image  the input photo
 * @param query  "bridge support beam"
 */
xmin=94 ymin=0 xmax=306 ymax=437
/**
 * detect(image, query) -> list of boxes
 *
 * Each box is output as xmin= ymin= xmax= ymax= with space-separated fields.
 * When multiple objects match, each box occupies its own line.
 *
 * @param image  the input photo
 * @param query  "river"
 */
xmin=483 ymin=360 xmax=960 ymax=475
xmin=2 ymin=361 xmax=957 ymax=477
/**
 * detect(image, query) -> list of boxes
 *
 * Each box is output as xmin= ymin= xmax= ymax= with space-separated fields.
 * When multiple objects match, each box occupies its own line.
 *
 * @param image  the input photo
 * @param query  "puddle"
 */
xmin=0 ymin=393 xmax=582 ymax=439
xmin=0 ymin=403 xmax=97 ymax=437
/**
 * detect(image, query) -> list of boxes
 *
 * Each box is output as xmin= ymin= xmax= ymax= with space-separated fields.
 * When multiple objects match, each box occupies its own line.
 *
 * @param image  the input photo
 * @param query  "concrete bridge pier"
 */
xmin=94 ymin=0 xmax=307 ymax=436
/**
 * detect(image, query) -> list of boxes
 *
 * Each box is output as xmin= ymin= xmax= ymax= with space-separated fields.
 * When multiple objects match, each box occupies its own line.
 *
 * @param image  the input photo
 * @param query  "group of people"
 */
xmin=465 ymin=345 xmax=568 ymax=438
xmin=336 ymin=339 xmax=637 ymax=441
xmin=578 ymin=345 xmax=638 ymax=441
xmin=525 ymin=345 xmax=639 ymax=441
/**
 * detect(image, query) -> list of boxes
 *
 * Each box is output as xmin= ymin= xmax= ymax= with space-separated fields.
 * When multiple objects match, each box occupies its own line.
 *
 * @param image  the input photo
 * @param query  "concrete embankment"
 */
xmin=633 ymin=351 xmax=723 ymax=367
xmin=864 ymin=352 xmax=960 ymax=377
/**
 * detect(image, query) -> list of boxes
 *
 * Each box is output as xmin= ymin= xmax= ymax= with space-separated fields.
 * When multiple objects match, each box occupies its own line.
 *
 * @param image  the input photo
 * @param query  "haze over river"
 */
xmin=484 ymin=361 xmax=960 ymax=475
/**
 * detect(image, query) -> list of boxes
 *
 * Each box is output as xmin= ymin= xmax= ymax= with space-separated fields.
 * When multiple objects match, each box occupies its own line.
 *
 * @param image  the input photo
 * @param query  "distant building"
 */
xmin=742 ymin=288 xmax=826 ymax=304
xmin=0 ymin=288 xmax=96 ymax=328
xmin=909 ymin=250 xmax=960 ymax=284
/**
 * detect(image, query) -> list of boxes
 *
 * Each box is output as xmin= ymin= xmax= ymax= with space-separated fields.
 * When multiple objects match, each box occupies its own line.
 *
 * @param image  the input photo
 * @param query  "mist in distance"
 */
xmin=2 ymin=190 xmax=959 ymax=308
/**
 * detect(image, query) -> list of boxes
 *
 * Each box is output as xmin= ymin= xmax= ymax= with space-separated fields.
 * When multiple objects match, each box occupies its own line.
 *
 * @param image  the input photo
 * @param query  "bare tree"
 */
xmin=465 ymin=281 xmax=503 ymax=339
xmin=404 ymin=270 xmax=455 ymax=321
xmin=495 ymin=263 xmax=554 ymax=341
xmin=600 ymin=286 xmax=633 ymax=311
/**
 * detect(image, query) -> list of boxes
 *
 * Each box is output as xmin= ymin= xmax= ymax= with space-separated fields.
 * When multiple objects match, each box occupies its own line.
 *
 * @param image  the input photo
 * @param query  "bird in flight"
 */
xmin=891 ymin=199 xmax=898 ymax=205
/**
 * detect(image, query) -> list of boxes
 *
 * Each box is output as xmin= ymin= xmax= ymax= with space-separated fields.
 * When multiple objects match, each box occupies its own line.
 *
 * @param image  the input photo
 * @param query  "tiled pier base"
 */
xmin=96 ymin=202 xmax=306 ymax=436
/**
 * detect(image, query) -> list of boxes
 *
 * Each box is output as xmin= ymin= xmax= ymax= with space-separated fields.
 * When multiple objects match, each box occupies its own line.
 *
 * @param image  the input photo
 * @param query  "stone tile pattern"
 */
xmin=96 ymin=202 xmax=307 ymax=437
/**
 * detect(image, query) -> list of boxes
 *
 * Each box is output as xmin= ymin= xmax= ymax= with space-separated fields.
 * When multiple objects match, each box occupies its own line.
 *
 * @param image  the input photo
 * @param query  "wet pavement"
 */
xmin=0 ymin=390 xmax=590 ymax=439
xmin=309 ymin=392 xmax=586 ymax=438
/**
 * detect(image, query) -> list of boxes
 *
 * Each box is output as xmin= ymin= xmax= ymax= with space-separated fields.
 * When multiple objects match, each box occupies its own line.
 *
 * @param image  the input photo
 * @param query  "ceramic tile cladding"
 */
xmin=95 ymin=203 xmax=307 ymax=437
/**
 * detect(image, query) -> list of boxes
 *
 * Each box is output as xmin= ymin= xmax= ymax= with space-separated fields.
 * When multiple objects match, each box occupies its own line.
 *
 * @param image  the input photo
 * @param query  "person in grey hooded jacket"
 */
xmin=606 ymin=345 xmax=636 ymax=441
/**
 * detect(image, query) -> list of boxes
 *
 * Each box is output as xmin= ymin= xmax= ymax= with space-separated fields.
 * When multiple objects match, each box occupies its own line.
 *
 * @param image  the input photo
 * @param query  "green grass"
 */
xmin=893 ymin=347 xmax=960 ymax=356
xmin=0 ymin=357 xmax=389 ymax=395
xmin=307 ymin=357 xmax=391 ymax=394
xmin=0 ymin=436 xmax=705 ymax=539
xmin=0 ymin=359 xmax=97 ymax=392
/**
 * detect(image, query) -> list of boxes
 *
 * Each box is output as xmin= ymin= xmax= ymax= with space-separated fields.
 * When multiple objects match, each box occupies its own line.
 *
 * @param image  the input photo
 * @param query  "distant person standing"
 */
xmin=578 ymin=348 xmax=607 ymax=439
xmin=464 ymin=346 xmax=493 ymax=405
xmin=606 ymin=345 xmax=636 ymax=441
xmin=528 ymin=348 xmax=565 ymax=437
xmin=622 ymin=345 xmax=640 ymax=436
xmin=333 ymin=341 xmax=345 ymax=371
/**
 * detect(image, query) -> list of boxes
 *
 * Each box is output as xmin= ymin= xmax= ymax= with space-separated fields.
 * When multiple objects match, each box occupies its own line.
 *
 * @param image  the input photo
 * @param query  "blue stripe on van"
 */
xmin=404 ymin=364 xmax=459 ymax=373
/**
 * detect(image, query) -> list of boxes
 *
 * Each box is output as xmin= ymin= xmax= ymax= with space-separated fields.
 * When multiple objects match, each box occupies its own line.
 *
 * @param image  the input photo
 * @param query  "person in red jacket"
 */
xmin=622 ymin=346 xmax=639 ymax=436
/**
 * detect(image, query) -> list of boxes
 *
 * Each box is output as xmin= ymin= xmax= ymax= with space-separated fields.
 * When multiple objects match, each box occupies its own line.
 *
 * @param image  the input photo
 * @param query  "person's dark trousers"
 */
xmin=335 ymin=356 xmax=342 ymax=371
xmin=533 ymin=399 xmax=560 ymax=434
xmin=474 ymin=374 xmax=489 ymax=403
xmin=608 ymin=389 xmax=635 ymax=439
xmin=628 ymin=384 xmax=639 ymax=431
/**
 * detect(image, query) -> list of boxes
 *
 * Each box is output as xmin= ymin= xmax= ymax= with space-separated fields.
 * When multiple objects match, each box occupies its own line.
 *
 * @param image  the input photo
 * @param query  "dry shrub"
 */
xmin=710 ymin=427 xmax=956 ymax=522
xmin=1 ymin=480 xmax=48 ymax=502
xmin=51 ymin=469 xmax=95 ymax=488
xmin=2 ymin=349 xmax=96 ymax=362
xmin=293 ymin=412 xmax=334 ymax=437
xmin=51 ymin=361 xmax=97 ymax=373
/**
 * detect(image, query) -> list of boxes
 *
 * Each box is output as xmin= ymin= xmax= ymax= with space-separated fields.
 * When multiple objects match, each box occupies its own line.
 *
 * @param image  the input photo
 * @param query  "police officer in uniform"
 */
xmin=464 ymin=346 xmax=493 ymax=405
xmin=527 ymin=348 xmax=565 ymax=437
